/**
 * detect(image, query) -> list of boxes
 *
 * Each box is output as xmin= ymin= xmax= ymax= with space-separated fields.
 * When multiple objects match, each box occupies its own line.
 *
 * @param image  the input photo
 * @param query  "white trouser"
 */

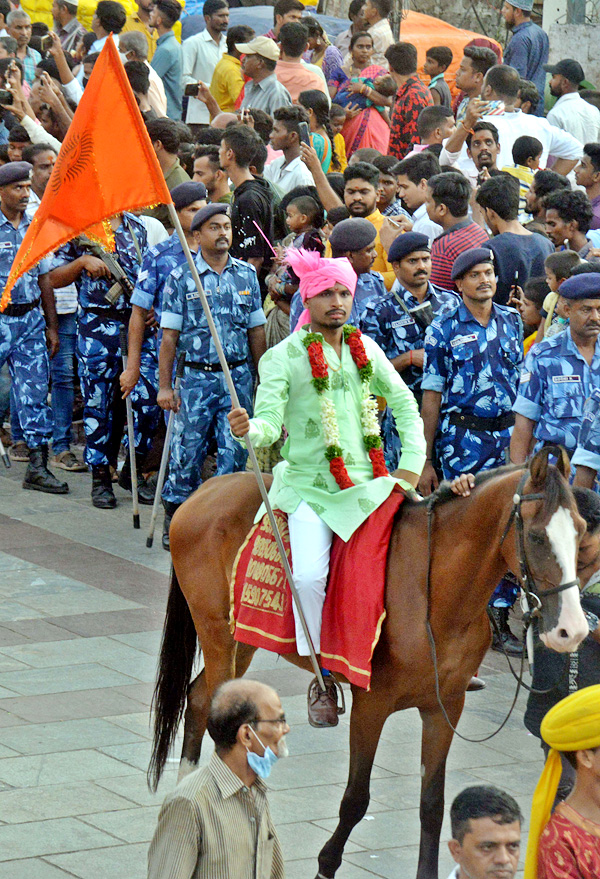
xmin=288 ymin=501 xmax=333 ymax=656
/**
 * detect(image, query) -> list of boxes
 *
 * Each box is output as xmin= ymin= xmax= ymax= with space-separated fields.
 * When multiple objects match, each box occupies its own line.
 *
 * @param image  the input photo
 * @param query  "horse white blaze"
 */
xmin=541 ymin=506 xmax=589 ymax=652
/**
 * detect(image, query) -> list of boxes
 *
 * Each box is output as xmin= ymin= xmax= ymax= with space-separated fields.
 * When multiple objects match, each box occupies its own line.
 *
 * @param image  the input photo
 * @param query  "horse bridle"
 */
xmin=500 ymin=468 xmax=580 ymax=618
xmin=424 ymin=466 xmax=581 ymax=743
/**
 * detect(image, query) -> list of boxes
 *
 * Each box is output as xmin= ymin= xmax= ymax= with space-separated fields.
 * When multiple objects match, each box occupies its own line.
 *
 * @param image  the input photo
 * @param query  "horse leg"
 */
xmin=317 ymin=689 xmax=392 ymax=879
xmin=178 ymin=641 xmax=258 ymax=781
xmin=416 ymin=696 xmax=464 ymax=879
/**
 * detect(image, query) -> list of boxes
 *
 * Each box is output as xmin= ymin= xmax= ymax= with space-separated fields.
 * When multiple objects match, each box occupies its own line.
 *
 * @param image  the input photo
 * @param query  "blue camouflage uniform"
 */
xmin=422 ymin=299 xmax=523 ymax=479
xmin=0 ymin=210 xmax=53 ymax=449
xmin=130 ymin=234 xmax=191 ymax=346
xmin=160 ymin=252 xmax=266 ymax=504
xmin=360 ymin=281 xmax=458 ymax=469
xmin=572 ymin=389 xmax=600 ymax=483
xmin=289 ymin=270 xmax=386 ymax=332
xmin=513 ymin=330 xmax=600 ymax=456
xmin=52 ymin=214 xmax=157 ymax=467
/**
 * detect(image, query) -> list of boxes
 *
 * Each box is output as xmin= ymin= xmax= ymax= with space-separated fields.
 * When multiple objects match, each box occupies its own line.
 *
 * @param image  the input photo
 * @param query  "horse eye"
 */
xmin=528 ymin=531 xmax=545 ymax=546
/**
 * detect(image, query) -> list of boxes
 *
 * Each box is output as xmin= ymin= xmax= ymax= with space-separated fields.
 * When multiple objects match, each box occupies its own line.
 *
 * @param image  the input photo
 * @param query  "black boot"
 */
xmin=23 ymin=445 xmax=69 ymax=494
xmin=162 ymin=500 xmax=180 ymax=551
xmin=138 ymin=472 xmax=158 ymax=505
xmin=490 ymin=607 xmax=523 ymax=656
xmin=91 ymin=465 xmax=117 ymax=509
xmin=118 ymin=454 xmax=145 ymax=492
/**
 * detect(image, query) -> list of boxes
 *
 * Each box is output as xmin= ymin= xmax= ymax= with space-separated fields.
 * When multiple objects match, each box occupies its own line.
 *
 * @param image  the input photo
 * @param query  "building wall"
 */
xmin=547 ymin=23 xmax=600 ymax=86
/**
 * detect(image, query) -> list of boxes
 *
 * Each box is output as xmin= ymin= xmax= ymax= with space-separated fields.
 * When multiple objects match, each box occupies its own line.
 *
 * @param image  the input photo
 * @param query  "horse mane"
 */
xmin=404 ymin=459 xmax=573 ymax=519
xmin=415 ymin=463 xmax=524 ymax=508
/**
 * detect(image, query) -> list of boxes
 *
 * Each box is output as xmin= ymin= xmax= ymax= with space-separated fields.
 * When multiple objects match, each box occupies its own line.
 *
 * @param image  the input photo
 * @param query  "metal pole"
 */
xmin=0 ymin=436 xmax=9 ymax=468
xmin=167 ymin=203 xmax=326 ymax=693
xmin=146 ymin=352 xmax=185 ymax=548
xmin=119 ymin=325 xmax=140 ymax=529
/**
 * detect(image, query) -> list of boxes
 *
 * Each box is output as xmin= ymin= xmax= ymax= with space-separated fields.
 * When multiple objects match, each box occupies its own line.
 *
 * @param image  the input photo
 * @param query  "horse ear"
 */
xmin=554 ymin=446 xmax=571 ymax=480
xmin=529 ymin=446 xmax=570 ymax=486
xmin=529 ymin=448 xmax=549 ymax=488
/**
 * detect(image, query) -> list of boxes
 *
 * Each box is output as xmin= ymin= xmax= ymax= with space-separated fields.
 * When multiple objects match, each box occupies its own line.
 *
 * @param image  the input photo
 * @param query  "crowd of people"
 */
xmin=0 ymin=0 xmax=600 ymax=874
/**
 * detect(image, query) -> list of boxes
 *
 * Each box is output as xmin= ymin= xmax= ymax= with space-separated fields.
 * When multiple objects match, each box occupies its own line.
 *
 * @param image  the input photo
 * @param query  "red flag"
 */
xmin=1 ymin=36 xmax=172 ymax=311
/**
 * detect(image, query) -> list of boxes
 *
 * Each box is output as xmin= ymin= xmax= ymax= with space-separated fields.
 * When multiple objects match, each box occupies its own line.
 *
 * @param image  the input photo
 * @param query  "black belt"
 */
xmin=185 ymin=359 xmax=246 ymax=373
xmin=83 ymin=307 xmax=130 ymax=321
xmin=449 ymin=411 xmax=515 ymax=432
xmin=1 ymin=298 xmax=40 ymax=317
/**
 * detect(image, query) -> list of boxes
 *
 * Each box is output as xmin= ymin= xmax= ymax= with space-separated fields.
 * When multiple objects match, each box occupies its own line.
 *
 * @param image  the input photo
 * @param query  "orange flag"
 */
xmin=0 ymin=35 xmax=172 ymax=311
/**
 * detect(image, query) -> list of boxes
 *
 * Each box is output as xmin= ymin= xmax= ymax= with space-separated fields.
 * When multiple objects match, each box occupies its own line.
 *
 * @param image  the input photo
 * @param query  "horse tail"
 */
xmin=148 ymin=565 xmax=198 ymax=792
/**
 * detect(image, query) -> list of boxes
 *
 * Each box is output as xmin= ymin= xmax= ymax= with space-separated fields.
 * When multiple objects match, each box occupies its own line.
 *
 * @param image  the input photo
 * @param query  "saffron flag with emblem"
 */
xmin=0 ymin=35 xmax=172 ymax=311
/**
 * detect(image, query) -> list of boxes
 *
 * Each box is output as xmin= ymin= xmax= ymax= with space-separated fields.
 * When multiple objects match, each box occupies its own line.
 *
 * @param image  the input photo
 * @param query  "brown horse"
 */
xmin=149 ymin=448 xmax=589 ymax=879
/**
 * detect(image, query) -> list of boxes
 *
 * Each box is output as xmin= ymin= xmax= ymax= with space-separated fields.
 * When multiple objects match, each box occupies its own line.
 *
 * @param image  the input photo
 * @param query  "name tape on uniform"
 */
xmin=552 ymin=375 xmax=581 ymax=384
xmin=450 ymin=333 xmax=478 ymax=348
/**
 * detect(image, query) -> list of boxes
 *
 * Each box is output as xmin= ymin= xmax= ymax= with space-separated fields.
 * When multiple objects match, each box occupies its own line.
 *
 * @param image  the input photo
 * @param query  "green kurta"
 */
xmin=244 ymin=328 xmax=427 ymax=542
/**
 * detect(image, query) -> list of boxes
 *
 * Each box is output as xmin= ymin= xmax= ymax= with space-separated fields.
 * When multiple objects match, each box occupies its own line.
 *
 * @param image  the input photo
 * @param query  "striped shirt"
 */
xmin=147 ymin=752 xmax=285 ymax=879
xmin=430 ymin=220 xmax=490 ymax=291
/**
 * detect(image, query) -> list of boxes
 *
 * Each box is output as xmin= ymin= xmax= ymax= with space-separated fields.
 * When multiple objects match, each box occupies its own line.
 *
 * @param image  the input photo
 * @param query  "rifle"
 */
xmin=77 ymin=236 xmax=135 ymax=305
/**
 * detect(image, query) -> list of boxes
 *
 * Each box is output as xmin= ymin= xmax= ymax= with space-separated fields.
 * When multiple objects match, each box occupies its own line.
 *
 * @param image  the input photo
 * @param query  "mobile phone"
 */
xmin=184 ymin=83 xmax=200 ymax=97
xmin=0 ymin=89 xmax=12 ymax=105
xmin=298 ymin=121 xmax=311 ymax=147
xmin=40 ymin=34 xmax=53 ymax=52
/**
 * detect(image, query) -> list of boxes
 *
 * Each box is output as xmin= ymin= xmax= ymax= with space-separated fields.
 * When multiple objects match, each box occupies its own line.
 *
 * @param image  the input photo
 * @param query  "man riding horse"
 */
xmin=228 ymin=248 xmax=427 ymax=727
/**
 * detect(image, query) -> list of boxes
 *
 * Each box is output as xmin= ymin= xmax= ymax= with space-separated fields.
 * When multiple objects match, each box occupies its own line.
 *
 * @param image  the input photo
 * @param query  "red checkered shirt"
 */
xmin=388 ymin=75 xmax=432 ymax=160
xmin=430 ymin=220 xmax=491 ymax=291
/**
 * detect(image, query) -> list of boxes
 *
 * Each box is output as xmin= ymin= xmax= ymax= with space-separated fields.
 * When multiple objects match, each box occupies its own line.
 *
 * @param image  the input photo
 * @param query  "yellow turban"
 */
xmin=524 ymin=684 xmax=600 ymax=879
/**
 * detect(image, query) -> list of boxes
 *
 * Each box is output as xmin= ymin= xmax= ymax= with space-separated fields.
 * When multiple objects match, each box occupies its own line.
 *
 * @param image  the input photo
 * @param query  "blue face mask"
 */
xmin=246 ymin=727 xmax=279 ymax=779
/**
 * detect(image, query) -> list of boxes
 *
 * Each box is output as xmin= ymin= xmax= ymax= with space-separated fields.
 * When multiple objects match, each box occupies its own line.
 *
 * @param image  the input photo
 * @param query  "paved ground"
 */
xmin=0 ymin=458 xmax=542 ymax=879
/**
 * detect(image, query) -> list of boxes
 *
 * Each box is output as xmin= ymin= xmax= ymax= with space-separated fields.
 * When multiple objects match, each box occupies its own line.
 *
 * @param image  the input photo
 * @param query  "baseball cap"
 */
xmin=543 ymin=59 xmax=585 ymax=84
xmin=235 ymin=36 xmax=280 ymax=63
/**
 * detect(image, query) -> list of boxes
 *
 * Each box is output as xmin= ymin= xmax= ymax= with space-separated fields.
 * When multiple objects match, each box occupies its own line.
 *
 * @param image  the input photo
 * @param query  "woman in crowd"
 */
xmin=298 ymin=88 xmax=340 ymax=172
xmin=328 ymin=63 xmax=391 ymax=157
xmin=302 ymin=16 xmax=344 ymax=84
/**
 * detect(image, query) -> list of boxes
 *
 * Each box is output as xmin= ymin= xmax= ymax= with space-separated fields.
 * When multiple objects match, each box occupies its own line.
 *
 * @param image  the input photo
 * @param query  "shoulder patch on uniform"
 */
xmin=520 ymin=371 xmax=531 ymax=382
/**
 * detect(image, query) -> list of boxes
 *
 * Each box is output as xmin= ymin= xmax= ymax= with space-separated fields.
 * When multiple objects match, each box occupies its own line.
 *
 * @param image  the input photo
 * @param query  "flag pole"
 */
xmin=119 ymin=325 xmax=141 ymax=529
xmin=167 ymin=203 xmax=326 ymax=693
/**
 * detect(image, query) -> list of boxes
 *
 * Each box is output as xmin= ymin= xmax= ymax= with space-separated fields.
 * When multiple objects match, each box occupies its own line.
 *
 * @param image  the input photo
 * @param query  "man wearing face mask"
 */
xmin=148 ymin=678 xmax=287 ymax=879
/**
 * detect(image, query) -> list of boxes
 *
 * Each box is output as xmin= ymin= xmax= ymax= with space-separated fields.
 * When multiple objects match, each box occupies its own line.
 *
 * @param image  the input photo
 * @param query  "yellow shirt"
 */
xmin=121 ymin=14 xmax=158 ymax=60
xmin=210 ymin=53 xmax=244 ymax=113
xmin=333 ymin=132 xmax=347 ymax=172
xmin=76 ymin=0 xmax=182 ymax=43
xmin=325 ymin=208 xmax=394 ymax=290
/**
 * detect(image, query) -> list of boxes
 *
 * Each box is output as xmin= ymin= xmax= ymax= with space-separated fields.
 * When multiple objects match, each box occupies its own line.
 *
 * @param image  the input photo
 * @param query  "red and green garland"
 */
xmin=302 ymin=325 xmax=388 ymax=490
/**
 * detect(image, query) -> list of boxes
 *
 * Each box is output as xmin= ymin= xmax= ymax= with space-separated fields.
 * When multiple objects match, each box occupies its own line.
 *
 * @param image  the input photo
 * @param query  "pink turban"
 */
xmin=286 ymin=248 xmax=357 ymax=331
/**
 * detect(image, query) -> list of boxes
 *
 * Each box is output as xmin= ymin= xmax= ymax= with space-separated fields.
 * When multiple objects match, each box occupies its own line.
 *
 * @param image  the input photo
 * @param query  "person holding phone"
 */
xmin=264 ymin=106 xmax=314 ymax=195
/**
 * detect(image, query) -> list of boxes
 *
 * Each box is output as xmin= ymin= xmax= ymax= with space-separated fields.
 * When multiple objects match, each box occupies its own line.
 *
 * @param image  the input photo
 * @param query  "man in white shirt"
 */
xmin=182 ymin=0 xmax=228 ymax=129
xmin=264 ymin=105 xmax=314 ymax=195
xmin=119 ymin=30 xmax=168 ymax=117
xmin=545 ymin=58 xmax=600 ymax=145
xmin=440 ymin=64 xmax=582 ymax=178
xmin=446 ymin=786 xmax=522 ymax=879
xmin=395 ymin=151 xmax=443 ymax=245
xmin=363 ymin=0 xmax=393 ymax=66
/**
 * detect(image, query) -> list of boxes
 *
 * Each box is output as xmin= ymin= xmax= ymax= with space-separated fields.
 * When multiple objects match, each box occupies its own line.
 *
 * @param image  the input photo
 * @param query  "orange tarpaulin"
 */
xmin=0 ymin=35 xmax=172 ymax=311
xmin=398 ymin=11 xmax=503 ymax=99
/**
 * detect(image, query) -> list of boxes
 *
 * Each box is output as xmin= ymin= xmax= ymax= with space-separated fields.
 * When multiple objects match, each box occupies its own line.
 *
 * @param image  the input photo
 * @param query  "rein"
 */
xmin=424 ymin=468 xmax=579 ymax=743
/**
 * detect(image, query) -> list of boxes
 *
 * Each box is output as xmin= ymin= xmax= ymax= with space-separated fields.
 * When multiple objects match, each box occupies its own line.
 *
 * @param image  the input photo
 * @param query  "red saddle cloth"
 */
xmin=230 ymin=487 xmax=405 ymax=690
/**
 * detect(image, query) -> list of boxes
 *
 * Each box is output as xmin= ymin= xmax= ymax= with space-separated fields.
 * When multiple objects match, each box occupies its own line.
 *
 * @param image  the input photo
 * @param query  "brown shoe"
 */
xmin=307 ymin=674 xmax=345 ymax=728
xmin=9 ymin=441 xmax=29 ymax=462
xmin=467 ymin=676 xmax=486 ymax=692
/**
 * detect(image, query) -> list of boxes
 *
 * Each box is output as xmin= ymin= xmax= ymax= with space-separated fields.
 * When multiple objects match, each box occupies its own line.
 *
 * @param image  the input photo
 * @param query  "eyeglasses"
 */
xmin=253 ymin=716 xmax=287 ymax=727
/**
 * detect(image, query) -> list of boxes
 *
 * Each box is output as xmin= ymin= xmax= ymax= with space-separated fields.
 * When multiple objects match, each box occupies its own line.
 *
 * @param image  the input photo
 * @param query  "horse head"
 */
xmin=509 ymin=447 xmax=589 ymax=653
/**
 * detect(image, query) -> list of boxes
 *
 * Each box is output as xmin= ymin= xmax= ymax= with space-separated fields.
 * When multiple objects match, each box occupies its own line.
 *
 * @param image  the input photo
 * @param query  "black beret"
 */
xmin=451 ymin=246 xmax=494 ymax=281
xmin=387 ymin=232 xmax=430 ymax=263
xmin=559 ymin=272 xmax=600 ymax=300
xmin=0 ymin=161 xmax=32 ymax=186
xmin=329 ymin=218 xmax=376 ymax=254
xmin=190 ymin=203 xmax=230 ymax=232
xmin=171 ymin=182 xmax=207 ymax=211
